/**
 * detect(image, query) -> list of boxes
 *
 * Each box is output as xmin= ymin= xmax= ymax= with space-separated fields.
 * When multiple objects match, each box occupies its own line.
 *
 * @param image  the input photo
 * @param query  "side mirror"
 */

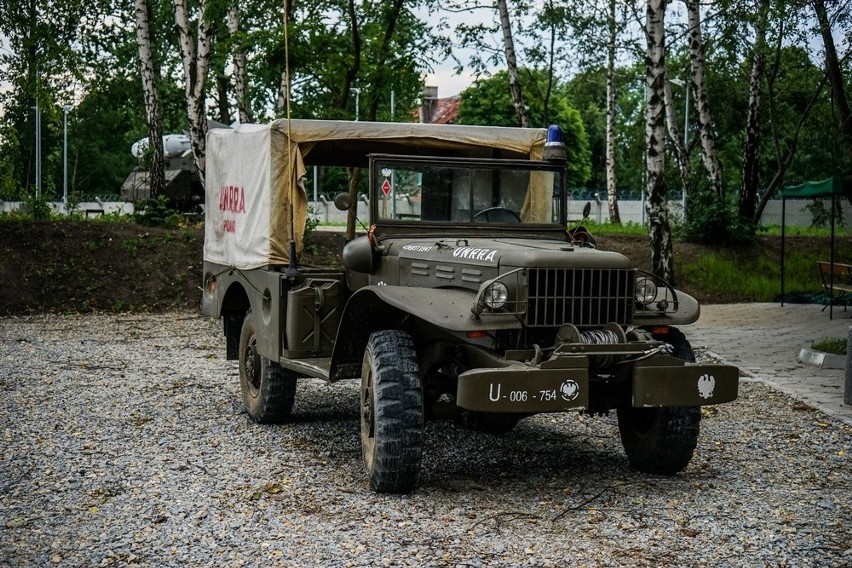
xmin=582 ymin=201 xmax=592 ymax=219
xmin=333 ymin=192 xmax=351 ymax=211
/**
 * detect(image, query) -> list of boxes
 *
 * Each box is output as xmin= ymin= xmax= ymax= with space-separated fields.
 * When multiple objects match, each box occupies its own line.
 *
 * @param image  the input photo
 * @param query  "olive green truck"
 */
xmin=201 ymin=119 xmax=738 ymax=493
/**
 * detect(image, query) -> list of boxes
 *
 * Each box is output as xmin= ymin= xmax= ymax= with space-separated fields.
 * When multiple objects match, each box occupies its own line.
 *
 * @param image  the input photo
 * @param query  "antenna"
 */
xmin=282 ymin=6 xmax=300 ymax=283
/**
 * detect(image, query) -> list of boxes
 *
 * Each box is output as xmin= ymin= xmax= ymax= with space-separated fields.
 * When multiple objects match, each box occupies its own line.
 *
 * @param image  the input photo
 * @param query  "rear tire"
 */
xmin=617 ymin=327 xmax=700 ymax=474
xmin=239 ymin=310 xmax=297 ymax=423
xmin=360 ymin=330 xmax=424 ymax=493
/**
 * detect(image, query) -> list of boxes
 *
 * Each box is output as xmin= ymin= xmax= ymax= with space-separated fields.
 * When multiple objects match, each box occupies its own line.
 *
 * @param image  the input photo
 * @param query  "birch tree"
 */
xmin=739 ymin=0 xmax=768 ymax=222
xmin=605 ymin=0 xmax=620 ymax=224
xmin=645 ymin=0 xmax=674 ymax=283
xmin=228 ymin=5 xmax=253 ymax=123
xmin=496 ymin=0 xmax=528 ymax=127
xmin=174 ymin=0 xmax=214 ymax=182
xmin=134 ymin=0 xmax=165 ymax=199
xmin=686 ymin=0 xmax=723 ymax=200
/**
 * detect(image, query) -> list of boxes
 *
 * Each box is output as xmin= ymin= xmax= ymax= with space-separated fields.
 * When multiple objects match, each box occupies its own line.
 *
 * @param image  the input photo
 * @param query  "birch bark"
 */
xmin=646 ymin=0 xmax=674 ymax=283
xmin=605 ymin=0 xmax=621 ymax=224
xmin=739 ymin=0 xmax=768 ymax=221
xmin=174 ymin=0 xmax=213 ymax=183
xmin=686 ymin=0 xmax=724 ymax=200
xmin=497 ymin=0 xmax=527 ymax=128
xmin=133 ymin=0 xmax=165 ymax=199
xmin=228 ymin=5 xmax=252 ymax=124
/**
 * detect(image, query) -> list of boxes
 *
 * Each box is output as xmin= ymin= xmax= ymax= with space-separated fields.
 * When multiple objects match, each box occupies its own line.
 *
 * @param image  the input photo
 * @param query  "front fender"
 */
xmin=328 ymin=285 xmax=522 ymax=381
xmin=633 ymin=288 xmax=701 ymax=326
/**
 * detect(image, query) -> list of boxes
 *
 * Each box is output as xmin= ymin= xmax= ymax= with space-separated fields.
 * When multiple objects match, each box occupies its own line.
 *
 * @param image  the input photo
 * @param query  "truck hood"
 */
xmin=387 ymin=237 xmax=634 ymax=271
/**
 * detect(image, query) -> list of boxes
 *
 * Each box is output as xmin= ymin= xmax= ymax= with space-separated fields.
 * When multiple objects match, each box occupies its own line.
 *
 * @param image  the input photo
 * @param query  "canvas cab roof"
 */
xmin=204 ymin=119 xmax=547 ymax=270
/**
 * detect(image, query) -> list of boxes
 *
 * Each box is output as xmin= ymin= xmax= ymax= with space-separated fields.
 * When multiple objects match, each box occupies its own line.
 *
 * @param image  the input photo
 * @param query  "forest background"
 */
xmin=0 ymin=0 xmax=850 ymax=283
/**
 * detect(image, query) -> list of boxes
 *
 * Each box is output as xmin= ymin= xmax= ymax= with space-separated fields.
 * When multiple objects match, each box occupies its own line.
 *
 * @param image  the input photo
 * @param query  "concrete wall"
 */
xmin=1 ymin=201 xmax=134 ymax=217
xmin=3 ymin=197 xmax=849 ymax=228
xmin=307 ymin=196 xmax=850 ymax=228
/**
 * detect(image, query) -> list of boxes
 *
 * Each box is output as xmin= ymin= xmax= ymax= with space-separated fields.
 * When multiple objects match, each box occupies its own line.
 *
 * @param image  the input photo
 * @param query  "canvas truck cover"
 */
xmin=204 ymin=119 xmax=547 ymax=270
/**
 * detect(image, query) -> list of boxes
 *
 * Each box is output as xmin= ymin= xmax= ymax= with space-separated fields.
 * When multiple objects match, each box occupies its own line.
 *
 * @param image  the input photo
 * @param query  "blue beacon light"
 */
xmin=543 ymin=124 xmax=566 ymax=162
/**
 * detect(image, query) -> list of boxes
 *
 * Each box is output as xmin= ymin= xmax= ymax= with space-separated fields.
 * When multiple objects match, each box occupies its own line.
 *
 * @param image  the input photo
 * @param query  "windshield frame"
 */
xmin=367 ymin=154 xmax=567 ymax=230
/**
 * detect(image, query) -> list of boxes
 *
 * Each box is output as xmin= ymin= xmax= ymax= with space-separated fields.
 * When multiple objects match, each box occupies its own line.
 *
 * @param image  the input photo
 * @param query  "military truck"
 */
xmin=201 ymin=119 xmax=738 ymax=493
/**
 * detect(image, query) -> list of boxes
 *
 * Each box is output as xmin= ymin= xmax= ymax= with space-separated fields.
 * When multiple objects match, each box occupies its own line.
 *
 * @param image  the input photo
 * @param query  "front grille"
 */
xmin=526 ymin=268 xmax=635 ymax=327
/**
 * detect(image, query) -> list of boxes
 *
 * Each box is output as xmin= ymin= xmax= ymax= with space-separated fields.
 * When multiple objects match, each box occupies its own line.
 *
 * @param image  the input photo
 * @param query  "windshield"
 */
xmin=370 ymin=156 xmax=565 ymax=226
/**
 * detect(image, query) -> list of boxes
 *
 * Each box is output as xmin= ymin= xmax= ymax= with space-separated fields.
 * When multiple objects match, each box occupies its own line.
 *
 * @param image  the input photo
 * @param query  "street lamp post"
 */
xmin=62 ymin=104 xmax=73 ymax=207
xmin=669 ymin=77 xmax=690 ymax=147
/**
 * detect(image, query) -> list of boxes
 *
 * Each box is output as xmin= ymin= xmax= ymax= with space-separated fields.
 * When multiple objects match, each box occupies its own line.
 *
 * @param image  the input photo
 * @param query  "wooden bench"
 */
xmin=816 ymin=261 xmax=852 ymax=310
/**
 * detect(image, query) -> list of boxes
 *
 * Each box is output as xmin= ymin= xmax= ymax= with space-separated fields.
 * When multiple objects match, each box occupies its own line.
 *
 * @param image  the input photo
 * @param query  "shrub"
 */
xmin=133 ymin=195 xmax=181 ymax=228
xmin=680 ymin=188 xmax=756 ymax=245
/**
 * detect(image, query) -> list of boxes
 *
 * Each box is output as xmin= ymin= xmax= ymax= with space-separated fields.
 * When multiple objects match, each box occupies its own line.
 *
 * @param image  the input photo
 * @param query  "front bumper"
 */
xmin=456 ymin=352 xmax=739 ymax=413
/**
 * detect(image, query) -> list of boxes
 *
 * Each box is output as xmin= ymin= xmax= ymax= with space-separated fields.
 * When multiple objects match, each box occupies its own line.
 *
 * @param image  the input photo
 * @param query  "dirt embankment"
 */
xmin=0 ymin=220 xmax=831 ymax=314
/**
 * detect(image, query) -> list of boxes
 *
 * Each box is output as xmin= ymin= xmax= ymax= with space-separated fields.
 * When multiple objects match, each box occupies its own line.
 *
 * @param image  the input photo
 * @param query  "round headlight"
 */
xmin=635 ymin=277 xmax=657 ymax=305
xmin=483 ymin=281 xmax=509 ymax=310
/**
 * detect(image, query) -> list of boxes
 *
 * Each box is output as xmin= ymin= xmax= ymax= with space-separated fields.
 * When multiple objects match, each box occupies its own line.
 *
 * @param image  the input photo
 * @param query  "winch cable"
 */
xmin=577 ymin=328 xmax=621 ymax=369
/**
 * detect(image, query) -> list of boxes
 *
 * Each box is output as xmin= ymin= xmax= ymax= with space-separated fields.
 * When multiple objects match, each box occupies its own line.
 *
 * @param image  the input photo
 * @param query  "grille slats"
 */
xmin=526 ymin=268 xmax=634 ymax=327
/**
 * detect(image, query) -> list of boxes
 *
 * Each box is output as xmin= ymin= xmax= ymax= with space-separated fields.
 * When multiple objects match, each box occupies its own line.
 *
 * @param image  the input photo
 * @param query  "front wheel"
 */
xmin=617 ymin=327 xmax=700 ymax=474
xmin=616 ymin=406 xmax=701 ymax=474
xmin=361 ymin=330 xmax=424 ymax=493
xmin=239 ymin=310 xmax=297 ymax=423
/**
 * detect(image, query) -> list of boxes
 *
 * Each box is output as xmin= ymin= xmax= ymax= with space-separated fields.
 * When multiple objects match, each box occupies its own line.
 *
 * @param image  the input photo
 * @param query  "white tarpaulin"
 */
xmin=205 ymin=124 xmax=308 ymax=270
xmin=204 ymin=120 xmax=546 ymax=270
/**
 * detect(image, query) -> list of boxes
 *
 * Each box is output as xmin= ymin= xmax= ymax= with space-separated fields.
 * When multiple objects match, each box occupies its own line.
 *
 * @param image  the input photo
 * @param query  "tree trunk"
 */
xmin=345 ymin=166 xmax=361 ymax=240
xmin=134 ymin=0 xmax=165 ymax=200
xmin=814 ymin=0 xmax=852 ymax=163
xmin=686 ymin=0 xmax=724 ymax=200
xmin=228 ymin=5 xmax=252 ymax=123
xmin=496 ymin=0 xmax=527 ymax=128
xmin=276 ymin=0 xmax=296 ymax=116
xmin=605 ymin=0 xmax=621 ymax=224
xmin=366 ymin=0 xmax=404 ymax=122
xmin=739 ymin=0 xmax=768 ymax=222
xmin=174 ymin=0 xmax=213 ymax=183
xmin=341 ymin=0 xmax=362 ymax=240
xmin=663 ymin=73 xmax=690 ymax=188
xmin=646 ymin=0 xmax=674 ymax=284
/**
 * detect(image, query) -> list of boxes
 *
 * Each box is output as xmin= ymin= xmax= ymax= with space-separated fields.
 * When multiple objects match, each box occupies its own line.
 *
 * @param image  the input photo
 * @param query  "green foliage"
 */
xmin=133 ymin=195 xmax=181 ymax=228
xmin=680 ymin=188 xmax=757 ymax=245
xmin=812 ymin=338 xmax=847 ymax=355
xmin=680 ymin=252 xmax=787 ymax=302
xmin=581 ymin=220 xmax=647 ymax=237
xmin=303 ymin=206 xmax=322 ymax=255
xmin=458 ymin=69 xmax=592 ymax=187
xmin=21 ymin=191 xmax=53 ymax=220
xmin=804 ymin=198 xmax=846 ymax=229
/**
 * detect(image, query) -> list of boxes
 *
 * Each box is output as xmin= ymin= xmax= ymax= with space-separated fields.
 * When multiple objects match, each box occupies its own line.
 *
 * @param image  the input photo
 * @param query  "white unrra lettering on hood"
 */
xmin=402 ymin=244 xmax=433 ymax=252
xmin=452 ymin=247 xmax=497 ymax=262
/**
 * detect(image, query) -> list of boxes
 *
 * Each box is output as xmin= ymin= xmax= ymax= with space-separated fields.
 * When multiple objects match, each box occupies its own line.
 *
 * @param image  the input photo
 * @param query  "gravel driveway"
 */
xmin=2 ymin=312 xmax=851 ymax=567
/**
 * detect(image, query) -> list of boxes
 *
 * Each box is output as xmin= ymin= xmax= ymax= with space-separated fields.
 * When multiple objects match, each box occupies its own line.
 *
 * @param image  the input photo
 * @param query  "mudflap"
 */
xmin=631 ymin=363 xmax=739 ymax=407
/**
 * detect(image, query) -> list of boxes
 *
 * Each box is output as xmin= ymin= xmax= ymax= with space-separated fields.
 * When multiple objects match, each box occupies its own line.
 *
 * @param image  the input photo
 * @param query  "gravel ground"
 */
xmin=2 ymin=311 xmax=851 ymax=567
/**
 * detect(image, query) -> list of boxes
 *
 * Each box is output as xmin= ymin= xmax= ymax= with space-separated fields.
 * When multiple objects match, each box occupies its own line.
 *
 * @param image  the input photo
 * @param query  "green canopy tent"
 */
xmin=780 ymin=175 xmax=851 ymax=318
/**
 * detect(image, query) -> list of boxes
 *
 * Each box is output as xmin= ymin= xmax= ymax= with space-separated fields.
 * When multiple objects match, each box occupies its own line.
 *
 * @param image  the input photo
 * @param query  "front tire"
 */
xmin=617 ymin=327 xmax=701 ymax=474
xmin=361 ymin=330 xmax=424 ymax=493
xmin=239 ymin=310 xmax=297 ymax=423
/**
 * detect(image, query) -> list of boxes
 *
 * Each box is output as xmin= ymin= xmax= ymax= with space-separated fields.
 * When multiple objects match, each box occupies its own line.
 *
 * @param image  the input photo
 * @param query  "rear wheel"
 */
xmin=361 ymin=330 xmax=424 ymax=493
xmin=617 ymin=327 xmax=700 ymax=474
xmin=239 ymin=310 xmax=297 ymax=423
